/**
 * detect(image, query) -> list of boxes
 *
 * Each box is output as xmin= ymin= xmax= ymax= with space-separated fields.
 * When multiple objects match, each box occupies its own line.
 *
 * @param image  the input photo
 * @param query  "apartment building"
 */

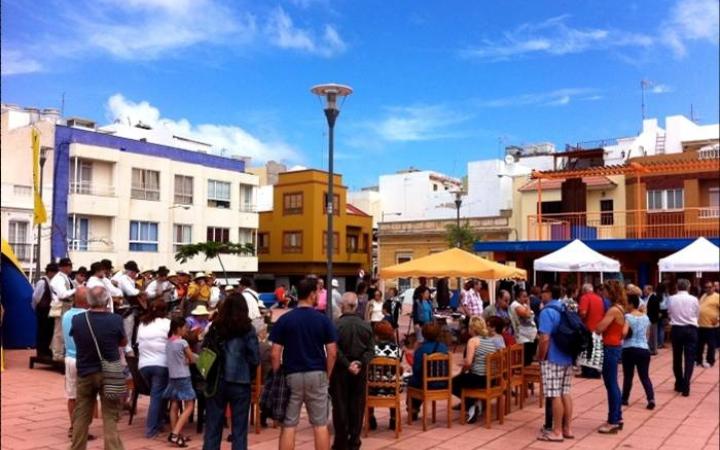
xmin=257 ymin=169 xmax=372 ymax=292
xmin=1 ymin=104 xmax=260 ymax=276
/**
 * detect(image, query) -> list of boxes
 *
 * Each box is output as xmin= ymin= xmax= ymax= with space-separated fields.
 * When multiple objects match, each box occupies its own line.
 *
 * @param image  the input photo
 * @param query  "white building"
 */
xmin=604 ymin=115 xmax=719 ymax=165
xmin=1 ymin=104 xmax=260 ymax=277
xmin=347 ymin=187 xmax=382 ymax=227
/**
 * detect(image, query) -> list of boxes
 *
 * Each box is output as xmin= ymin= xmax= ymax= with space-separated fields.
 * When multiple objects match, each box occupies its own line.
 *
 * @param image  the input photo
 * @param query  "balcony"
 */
xmin=698 ymin=145 xmax=719 ymax=160
xmin=8 ymin=243 xmax=33 ymax=262
xmin=69 ymin=182 xmax=115 ymax=197
xmin=68 ymin=240 xmax=114 ymax=252
xmin=527 ymin=207 xmax=720 ymax=241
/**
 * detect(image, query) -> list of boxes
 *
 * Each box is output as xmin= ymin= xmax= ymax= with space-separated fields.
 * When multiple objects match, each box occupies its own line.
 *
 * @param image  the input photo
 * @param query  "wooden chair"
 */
xmin=461 ymin=350 xmax=505 ymax=429
xmin=506 ymin=344 xmax=525 ymax=412
xmin=125 ymin=355 xmax=151 ymax=425
xmin=406 ymin=352 xmax=452 ymax=431
xmin=523 ymin=363 xmax=544 ymax=408
xmin=365 ymin=357 xmax=402 ymax=438
xmin=249 ymin=365 xmax=263 ymax=434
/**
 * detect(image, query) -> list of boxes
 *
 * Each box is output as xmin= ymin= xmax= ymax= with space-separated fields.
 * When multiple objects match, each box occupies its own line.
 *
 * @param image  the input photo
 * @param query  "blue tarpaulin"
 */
xmin=1 ymin=241 xmax=36 ymax=349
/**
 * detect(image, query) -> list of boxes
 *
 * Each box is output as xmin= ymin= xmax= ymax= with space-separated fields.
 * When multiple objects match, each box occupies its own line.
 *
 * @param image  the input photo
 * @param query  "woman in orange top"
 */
xmin=595 ymin=280 xmax=627 ymax=434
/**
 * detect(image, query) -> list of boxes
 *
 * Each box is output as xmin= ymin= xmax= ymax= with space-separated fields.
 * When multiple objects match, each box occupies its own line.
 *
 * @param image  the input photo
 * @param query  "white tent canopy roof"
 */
xmin=534 ymin=239 xmax=621 ymax=273
xmin=658 ymin=237 xmax=720 ymax=273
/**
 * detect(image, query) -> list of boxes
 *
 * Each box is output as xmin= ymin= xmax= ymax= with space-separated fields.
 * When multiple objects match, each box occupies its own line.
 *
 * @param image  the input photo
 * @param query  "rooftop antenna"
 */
xmin=690 ymin=104 xmax=700 ymax=124
xmin=640 ymin=79 xmax=652 ymax=121
xmin=60 ymin=92 xmax=66 ymax=117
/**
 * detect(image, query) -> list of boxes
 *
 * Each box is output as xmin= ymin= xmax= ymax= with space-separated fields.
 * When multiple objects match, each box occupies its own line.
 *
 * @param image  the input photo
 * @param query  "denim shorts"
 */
xmin=283 ymin=371 xmax=329 ymax=427
xmin=163 ymin=377 xmax=196 ymax=401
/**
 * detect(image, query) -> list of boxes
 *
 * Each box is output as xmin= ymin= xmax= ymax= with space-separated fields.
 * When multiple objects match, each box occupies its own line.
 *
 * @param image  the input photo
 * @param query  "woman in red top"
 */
xmin=595 ymin=281 xmax=627 ymax=434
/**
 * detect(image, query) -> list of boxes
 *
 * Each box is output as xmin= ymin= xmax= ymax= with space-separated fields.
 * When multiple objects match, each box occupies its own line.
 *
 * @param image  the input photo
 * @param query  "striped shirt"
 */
xmin=470 ymin=337 xmax=503 ymax=376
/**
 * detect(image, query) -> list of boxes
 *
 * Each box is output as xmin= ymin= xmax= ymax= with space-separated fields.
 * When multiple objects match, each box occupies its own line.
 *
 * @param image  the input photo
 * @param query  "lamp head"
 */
xmin=310 ymin=83 xmax=353 ymax=112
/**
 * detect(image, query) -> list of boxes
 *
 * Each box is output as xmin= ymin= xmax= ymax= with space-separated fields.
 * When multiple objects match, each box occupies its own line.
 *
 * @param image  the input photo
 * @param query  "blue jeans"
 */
xmin=657 ymin=318 xmax=666 ymax=346
xmin=140 ymin=365 xmax=169 ymax=438
xmin=602 ymin=346 xmax=623 ymax=425
xmin=203 ymin=379 xmax=251 ymax=450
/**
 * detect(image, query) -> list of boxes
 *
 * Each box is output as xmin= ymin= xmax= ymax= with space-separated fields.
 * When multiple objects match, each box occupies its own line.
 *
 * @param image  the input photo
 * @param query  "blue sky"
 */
xmin=2 ymin=0 xmax=718 ymax=189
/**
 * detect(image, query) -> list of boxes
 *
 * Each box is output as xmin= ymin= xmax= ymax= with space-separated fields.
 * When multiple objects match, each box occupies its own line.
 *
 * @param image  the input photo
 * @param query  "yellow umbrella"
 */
xmin=379 ymin=247 xmax=527 ymax=280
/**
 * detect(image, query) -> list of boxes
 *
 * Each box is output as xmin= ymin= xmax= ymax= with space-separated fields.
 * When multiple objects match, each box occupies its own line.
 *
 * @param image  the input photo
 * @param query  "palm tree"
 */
xmin=174 ymin=241 xmax=255 ymax=285
xmin=445 ymin=222 xmax=479 ymax=252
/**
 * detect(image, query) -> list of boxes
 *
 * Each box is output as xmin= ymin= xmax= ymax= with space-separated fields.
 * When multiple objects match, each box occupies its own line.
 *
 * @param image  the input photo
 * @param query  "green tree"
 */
xmin=174 ymin=241 xmax=255 ymax=285
xmin=445 ymin=222 xmax=479 ymax=251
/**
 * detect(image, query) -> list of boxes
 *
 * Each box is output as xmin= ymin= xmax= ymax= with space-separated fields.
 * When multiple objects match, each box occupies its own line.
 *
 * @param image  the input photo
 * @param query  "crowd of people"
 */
xmin=29 ymin=257 xmax=720 ymax=449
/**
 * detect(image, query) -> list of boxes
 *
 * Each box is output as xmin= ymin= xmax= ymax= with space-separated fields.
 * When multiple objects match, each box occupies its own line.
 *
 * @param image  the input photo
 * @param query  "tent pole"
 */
xmin=600 ymin=272 xmax=604 ymax=283
xmin=533 ymin=270 xmax=537 ymax=287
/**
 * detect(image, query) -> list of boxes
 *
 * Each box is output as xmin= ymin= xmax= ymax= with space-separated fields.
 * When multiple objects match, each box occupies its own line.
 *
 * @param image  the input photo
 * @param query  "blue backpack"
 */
xmin=545 ymin=303 xmax=590 ymax=359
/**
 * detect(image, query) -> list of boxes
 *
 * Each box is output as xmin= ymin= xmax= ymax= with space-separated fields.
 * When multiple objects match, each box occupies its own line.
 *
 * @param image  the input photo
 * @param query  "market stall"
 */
xmin=658 ymin=236 xmax=720 ymax=275
xmin=533 ymin=239 xmax=620 ymax=284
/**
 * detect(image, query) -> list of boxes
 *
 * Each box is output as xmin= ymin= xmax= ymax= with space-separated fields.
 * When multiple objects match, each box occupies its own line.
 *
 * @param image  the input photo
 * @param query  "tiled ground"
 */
xmin=2 ymin=342 xmax=717 ymax=450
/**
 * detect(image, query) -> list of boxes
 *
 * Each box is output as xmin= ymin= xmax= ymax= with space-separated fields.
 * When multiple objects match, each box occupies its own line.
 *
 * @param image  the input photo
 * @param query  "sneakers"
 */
xmin=465 ymin=405 xmax=477 ymax=424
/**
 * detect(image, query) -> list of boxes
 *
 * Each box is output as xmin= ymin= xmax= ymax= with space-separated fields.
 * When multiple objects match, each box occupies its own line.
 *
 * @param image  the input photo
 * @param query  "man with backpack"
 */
xmin=32 ymin=263 xmax=59 ymax=359
xmin=537 ymin=285 xmax=577 ymax=443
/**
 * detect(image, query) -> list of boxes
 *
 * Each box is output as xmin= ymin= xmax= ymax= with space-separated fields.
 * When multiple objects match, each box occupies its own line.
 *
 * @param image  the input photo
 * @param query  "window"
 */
xmin=131 ymin=169 xmax=160 ymax=201
xmin=322 ymin=231 xmax=340 ymax=254
xmin=323 ymin=193 xmax=340 ymax=216
xmin=283 ymin=192 xmax=303 ymax=215
xmin=347 ymin=234 xmax=359 ymax=253
xmin=362 ymin=233 xmax=369 ymax=252
xmin=8 ymin=220 xmax=31 ymax=261
xmin=600 ymin=199 xmax=614 ymax=225
xmin=208 ymin=180 xmax=231 ymax=208
xmin=396 ymin=254 xmax=412 ymax=292
xmin=239 ymin=184 xmax=255 ymax=212
xmin=207 ymin=227 xmax=230 ymax=243
xmin=709 ymin=188 xmax=720 ymax=207
xmin=173 ymin=224 xmax=192 ymax=252
xmin=238 ymin=228 xmax=253 ymax=245
xmin=129 ymin=221 xmax=158 ymax=252
xmin=283 ymin=231 xmax=303 ymax=253
xmin=69 ymin=159 xmax=92 ymax=194
xmin=258 ymin=233 xmax=270 ymax=254
xmin=13 ymin=184 xmax=32 ymax=196
xmin=174 ymin=175 xmax=193 ymax=205
xmin=647 ymin=189 xmax=684 ymax=211
xmin=67 ymin=217 xmax=89 ymax=251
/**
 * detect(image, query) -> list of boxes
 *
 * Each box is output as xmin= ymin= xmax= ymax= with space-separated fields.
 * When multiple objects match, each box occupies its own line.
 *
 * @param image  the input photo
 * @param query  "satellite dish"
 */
xmin=504 ymin=154 xmax=516 ymax=165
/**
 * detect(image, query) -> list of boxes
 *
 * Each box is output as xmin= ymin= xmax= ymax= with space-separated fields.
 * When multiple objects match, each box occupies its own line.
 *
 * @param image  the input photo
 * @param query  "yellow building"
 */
xmin=257 ymin=170 xmax=372 ymax=290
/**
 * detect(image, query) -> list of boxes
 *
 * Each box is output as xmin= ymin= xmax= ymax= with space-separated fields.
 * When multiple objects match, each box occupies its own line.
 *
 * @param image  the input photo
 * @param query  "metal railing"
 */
xmin=9 ymin=242 xmax=33 ymax=261
xmin=527 ymin=207 xmax=720 ymax=241
xmin=698 ymin=146 xmax=720 ymax=160
xmin=67 ymin=240 xmax=114 ymax=252
xmin=70 ymin=182 xmax=116 ymax=197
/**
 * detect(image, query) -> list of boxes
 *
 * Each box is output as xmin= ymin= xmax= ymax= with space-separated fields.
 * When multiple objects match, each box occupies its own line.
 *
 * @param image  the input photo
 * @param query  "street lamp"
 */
xmin=311 ymin=83 xmax=353 ymax=320
xmin=453 ymin=191 xmax=463 ymax=247
xmin=34 ymin=146 xmax=52 ymax=282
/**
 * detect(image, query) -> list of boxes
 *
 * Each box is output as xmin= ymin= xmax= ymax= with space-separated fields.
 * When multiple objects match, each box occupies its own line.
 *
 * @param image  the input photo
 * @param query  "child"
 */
xmin=164 ymin=317 xmax=197 ymax=447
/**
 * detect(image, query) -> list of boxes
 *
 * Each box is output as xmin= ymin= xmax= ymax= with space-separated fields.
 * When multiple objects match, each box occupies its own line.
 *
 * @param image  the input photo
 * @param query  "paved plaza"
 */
xmin=1 ymin=343 xmax=717 ymax=450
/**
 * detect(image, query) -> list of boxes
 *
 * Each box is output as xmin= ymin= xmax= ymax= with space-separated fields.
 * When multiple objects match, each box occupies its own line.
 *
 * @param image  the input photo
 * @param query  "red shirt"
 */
xmin=274 ymin=287 xmax=286 ymax=304
xmin=578 ymin=292 xmax=605 ymax=331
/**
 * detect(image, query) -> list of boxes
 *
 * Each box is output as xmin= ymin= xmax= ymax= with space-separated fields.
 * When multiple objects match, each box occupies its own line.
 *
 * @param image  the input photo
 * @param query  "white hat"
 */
xmin=194 ymin=272 xmax=207 ymax=280
xmin=331 ymin=279 xmax=339 ymax=288
xmin=191 ymin=305 xmax=210 ymax=316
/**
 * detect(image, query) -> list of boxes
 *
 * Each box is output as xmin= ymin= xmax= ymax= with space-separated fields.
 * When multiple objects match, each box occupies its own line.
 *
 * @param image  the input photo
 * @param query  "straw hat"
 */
xmin=191 ymin=305 xmax=210 ymax=316
xmin=194 ymin=272 xmax=207 ymax=281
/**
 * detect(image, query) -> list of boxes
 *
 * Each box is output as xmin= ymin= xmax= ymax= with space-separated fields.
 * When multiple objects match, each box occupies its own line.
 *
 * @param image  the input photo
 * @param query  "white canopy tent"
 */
xmin=533 ymin=239 xmax=621 ymax=283
xmin=658 ymin=237 xmax=720 ymax=275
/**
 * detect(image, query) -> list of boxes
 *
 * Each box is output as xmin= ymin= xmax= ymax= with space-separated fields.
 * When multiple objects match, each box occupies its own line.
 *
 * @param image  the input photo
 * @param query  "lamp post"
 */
xmin=311 ymin=83 xmax=353 ymax=320
xmin=453 ymin=191 xmax=462 ymax=247
xmin=34 ymin=146 xmax=52 ymax=282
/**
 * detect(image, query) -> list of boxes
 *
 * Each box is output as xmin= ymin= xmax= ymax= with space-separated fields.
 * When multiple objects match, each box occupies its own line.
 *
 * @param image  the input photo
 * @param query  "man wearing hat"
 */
xmin=73 ymin=267 xmax=88 ymax=288
xmin=32 ymin=262 xmax=59 ymax=359
xmin=50 ymin=258 xmax=76 ymax=360
xmin=89 ymin=262 xmax=123 ymax=313
xmin=187 ymin=272 xmax=211 ymax=311
xmin=186 ymin=304 xmax=211 ymax=353
xmin=145 ymin=266 xmax=173 ymax=304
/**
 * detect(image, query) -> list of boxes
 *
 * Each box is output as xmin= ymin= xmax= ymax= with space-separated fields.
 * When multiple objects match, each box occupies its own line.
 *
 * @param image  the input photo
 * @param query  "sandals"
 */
xmin=168 ymin=433 xmax=188 ymax=448
xmin=537 ymin=432 xmax=564 ymax=442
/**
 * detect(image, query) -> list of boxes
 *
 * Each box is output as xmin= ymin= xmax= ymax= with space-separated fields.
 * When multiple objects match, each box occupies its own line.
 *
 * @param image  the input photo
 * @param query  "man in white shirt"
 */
xmin=239 ymin=277 xmax=266 ymax=332
xmin=88 ymin=262 xmax=123 ymax=312
xmin=50 ymin=258 xmax=76 ymax=360
xmin=668 ymin=278 xmax=700 ymax=397
xmin=32 ymin=263 xmax=59 ymax=358
xmin=111 ymin=261 xmax=141 ymax=304
xmin=144 ymin=266 xmax=173 ymax=304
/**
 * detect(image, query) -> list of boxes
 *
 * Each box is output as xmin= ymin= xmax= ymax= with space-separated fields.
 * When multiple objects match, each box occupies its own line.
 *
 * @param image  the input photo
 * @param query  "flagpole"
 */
xmin=34 ymin=147 xmax=48 ymax=282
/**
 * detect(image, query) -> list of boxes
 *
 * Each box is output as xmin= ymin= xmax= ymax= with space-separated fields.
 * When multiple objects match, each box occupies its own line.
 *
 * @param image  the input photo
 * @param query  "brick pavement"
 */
xmin=1 ymin=344 xmax=718 ymax=449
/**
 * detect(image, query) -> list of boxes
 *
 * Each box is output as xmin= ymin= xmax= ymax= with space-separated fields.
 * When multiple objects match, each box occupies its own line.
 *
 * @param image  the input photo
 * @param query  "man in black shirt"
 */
xmin=70 ymin=286 xmax=127 ymax=450
xmin=330 ymin=292 xmax=375 ymax=450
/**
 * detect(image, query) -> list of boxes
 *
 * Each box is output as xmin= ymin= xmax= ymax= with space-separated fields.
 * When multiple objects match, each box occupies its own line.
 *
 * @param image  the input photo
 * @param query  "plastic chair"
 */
xmin=365 ymin=357 xmax=402 ymax=438
xmin=460 ymin=351 xmax=505 ymax=429
xmin=406 ymin=352 xmax=452 ymax=431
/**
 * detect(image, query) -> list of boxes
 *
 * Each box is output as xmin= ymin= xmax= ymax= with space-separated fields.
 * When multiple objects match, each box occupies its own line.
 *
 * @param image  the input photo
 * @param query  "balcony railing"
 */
xmin=527 ymin=207 xmax=720 ymax=241
xmin=69 ymin=182 xmax=116 ymax=197
xmin=9 ymin=243 xmax=33 ymax=261
xmin=67 ymin=240 xmax=114 ymax=252
xmin=698 ymin=145 xmax=719 ymax=160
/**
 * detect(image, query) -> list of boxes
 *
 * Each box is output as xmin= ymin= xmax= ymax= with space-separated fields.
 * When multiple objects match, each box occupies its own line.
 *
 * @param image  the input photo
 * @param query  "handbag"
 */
xmin=84 ymin=312 xmax=127 ymax=400
xmin=578 ymin=332 xmax=603 ymax=371
xmin=260 ymin=370 xmax=291 ymax=422
xmin=196 ymin=348 xmax=217 ymax=380
xmin=198 ymin=327 xmax=222 ymax=398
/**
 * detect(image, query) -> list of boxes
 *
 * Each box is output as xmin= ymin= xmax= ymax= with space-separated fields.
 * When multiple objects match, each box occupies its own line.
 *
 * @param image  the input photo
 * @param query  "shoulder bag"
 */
xmin=84 ymin=312 xmax=127 ymax=400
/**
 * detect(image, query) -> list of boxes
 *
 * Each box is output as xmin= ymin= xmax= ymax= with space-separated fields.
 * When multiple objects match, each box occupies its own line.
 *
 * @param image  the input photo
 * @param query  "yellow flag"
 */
xmin=32 ymin=128 xmax=48 ymax=225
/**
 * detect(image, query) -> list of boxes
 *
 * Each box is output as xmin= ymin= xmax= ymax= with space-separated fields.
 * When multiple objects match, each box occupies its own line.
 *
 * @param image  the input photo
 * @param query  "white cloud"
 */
xmin=651 ymin=84 xmax=674 ymax=94
xmin=462 ymin=15 xmax=653 ymax=61
xmin=477 ymin=88 xmax=600 ymax=107
xmin=0 ymin=49 xmax=42 ymax=76
xmin=370 ymin=105 xmax=471 ymax=142
xmin=265 ymin=7 xmax=346 ymax=57
xmin=662 ymin=0 xmax=719 ymax=57
xmin=105 ymin=94 xmax=301 ymax=163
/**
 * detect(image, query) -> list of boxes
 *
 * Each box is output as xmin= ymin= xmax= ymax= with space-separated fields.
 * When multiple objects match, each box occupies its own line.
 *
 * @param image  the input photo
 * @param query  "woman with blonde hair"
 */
xmin=595 ymin=280 xmax=628 ymax=434
xmin=451 ymin=316 xmax=504 ymax=423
